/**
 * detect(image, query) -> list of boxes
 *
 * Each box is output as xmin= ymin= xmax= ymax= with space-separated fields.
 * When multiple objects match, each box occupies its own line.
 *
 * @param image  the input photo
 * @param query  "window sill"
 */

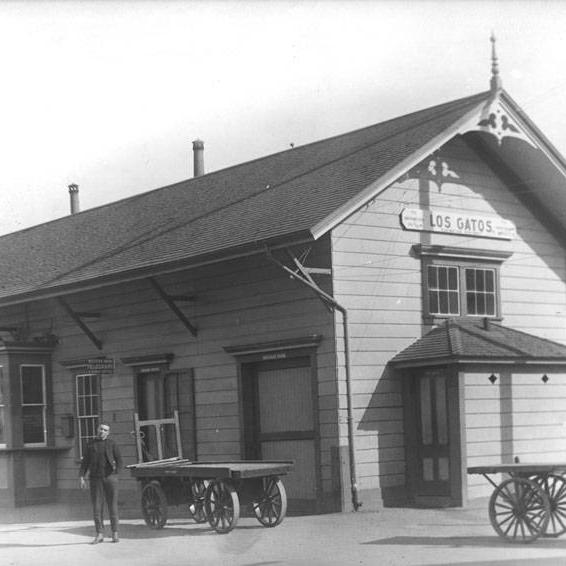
xmin=0 ymin=446 xmax=72 ymax=453
xmin=423 ymin=315 xmax=503 ymax=326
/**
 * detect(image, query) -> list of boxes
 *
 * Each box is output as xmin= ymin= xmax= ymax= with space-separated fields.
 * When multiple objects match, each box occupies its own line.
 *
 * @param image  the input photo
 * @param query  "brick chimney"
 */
xmin=68 ymin=183 xmax=80 ymax=214
xmin=192 ymin=139 xmax=204 ymax=177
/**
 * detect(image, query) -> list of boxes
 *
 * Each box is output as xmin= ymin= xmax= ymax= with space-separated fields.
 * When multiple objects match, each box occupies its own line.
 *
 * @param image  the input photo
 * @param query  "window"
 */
xmin=76 ymin=374 xmax=100 ymax=458
xmin=415 ymin=244 xmax=511 ymax=321
xmin=21 ymin=365 xmax=47 ymax=446
xmin=0 ymin=366 xmax=5 ymax=447
xmin=427 ymin=264 xmax=496 ymax=316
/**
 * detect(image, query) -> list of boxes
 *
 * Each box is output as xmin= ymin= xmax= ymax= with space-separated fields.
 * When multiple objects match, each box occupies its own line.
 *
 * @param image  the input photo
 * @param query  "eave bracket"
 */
xmin=149 ymin=277 xmax=198 ymax=338
xmin=58 ymin=298 xmax=103 ymax=351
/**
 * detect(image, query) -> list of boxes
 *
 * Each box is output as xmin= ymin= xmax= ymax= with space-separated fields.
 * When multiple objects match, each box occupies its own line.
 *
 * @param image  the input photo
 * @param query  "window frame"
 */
xmin=414 ymin=244 xmax=512 ymax=324
xmin=0 ymin=365 xmax=5 ymax=448
xmin=20 ymin=363 xmax=47 ymax=447
xmin=75 ymin=373 xmax=101 ymax=459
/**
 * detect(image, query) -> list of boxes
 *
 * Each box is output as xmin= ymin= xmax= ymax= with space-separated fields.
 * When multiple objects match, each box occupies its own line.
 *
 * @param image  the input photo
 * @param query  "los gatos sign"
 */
xmin=400 ymin=208 xmax=516 ymax=240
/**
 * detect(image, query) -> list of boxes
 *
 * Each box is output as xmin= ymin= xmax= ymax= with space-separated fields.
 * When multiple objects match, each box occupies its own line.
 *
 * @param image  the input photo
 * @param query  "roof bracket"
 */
xmin=58 ymin=298 xmax=103 ymax=351
xmin=266 ymin=246 xmax=335 ymax=312
xmin=149 ymin=277 xmax=198 ymax=337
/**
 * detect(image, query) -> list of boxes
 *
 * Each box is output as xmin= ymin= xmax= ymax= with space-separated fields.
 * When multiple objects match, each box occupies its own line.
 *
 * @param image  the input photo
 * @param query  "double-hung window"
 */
xmin=415 ymin=245 xmax=511 ymax=321
xmin=21 ymin=365 xmax=47 ymax=446
xmin=76 ymin=373 xmax=100 ymax=458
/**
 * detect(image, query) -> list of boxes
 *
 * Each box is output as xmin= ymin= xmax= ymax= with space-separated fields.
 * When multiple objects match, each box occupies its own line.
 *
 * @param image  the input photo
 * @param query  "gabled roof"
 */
xmin=1 ymin=87 xmax=566 ymax=307
xmin=389 ymin=318 xmax=566 ymax=368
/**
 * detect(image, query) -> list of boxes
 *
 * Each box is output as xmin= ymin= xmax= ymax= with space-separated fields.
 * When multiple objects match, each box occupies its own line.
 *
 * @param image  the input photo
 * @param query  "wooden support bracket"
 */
xmin=267 ymin=247 xmax=335 ymax=312
xmin=58 ymin=298 xmax=103 ymax=351
xmin=149 ymin=278 xmax=198 ymax=337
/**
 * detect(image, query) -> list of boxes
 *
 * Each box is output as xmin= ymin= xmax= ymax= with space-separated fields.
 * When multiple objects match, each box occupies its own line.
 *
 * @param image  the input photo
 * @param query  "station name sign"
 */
xmin=400 ymin=208 xmax=516 ymax=240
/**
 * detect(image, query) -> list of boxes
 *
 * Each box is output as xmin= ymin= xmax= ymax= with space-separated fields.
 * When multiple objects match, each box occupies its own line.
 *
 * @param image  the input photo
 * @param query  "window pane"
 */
xmin=476 ymin=270 xmax=485 ymax=292
xmin=420 ymin=377 xmax=433 ymax=445
xmin=448 ymin=267 xmax=458 ymax=290
xmin=429 ymin=291 xmax=439 ymax=314
xmin=466 ymin=268 xmax=474 ymax=289
xmin=486 ymin=294 xmax=495 ymax=314
xmin=76 ymin=374 xmax=100 ymax=458
xmin=439 ymin=267 xmax=448 ymax=289
xmin=0 ymin=407 xmax=4 ymax=444
xmin=448 ymin=291 xmax=459 ymax=314
xmin=21 ymin=366 xmax=44 ymax=404
xmin=477 ymin=293 xmax=486 ymax=315
xmin=427 ymin=266 xmax=437 ymax=288
xmin=23 ymin=406 xmax=45 ymax=444
xmin=439 ymin=291 xmax=449 ymax=314
xmin=486 ymin=270 xmax=495 ymax=292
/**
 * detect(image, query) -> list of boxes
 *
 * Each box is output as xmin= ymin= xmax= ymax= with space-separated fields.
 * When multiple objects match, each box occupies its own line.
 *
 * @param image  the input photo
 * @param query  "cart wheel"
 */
xmin=141 ymin=480 xmax=168 ymax=529
xmin=530 ymin=474 xmax=566 ymax=537
xmin=188 ymin=479 xmax=208 ymax=523
xmin=489 ymin=477 xmax=550 ymax=543
xmin=252 ymin=476 xmax=288 ymax=528
xmin=205 ymin=479 xmax=240 ymax=534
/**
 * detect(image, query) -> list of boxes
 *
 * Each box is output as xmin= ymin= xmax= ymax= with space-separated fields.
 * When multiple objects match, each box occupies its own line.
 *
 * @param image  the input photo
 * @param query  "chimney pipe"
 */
xmin=192 ymin=139 xmax=204 ymax=177
xmin=68 ymin=183 xmax=80 ymax=214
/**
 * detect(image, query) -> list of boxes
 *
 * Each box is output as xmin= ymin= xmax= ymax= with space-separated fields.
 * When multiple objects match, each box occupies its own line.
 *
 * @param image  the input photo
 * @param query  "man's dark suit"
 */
xmin=80 ymin=437 xmax=123 ymax=535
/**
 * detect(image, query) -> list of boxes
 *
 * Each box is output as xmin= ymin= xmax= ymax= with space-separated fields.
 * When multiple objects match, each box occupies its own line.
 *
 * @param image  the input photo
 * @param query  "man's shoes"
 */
xmin=90 ymin=533 xmax=104 ymax=544
xmin=111 ymin=532 xmax=119 ymax=543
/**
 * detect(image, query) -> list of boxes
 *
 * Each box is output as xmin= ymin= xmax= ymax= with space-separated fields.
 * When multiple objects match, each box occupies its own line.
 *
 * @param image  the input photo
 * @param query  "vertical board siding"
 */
xmin=331 ymin=135 xmax=566 ymax=502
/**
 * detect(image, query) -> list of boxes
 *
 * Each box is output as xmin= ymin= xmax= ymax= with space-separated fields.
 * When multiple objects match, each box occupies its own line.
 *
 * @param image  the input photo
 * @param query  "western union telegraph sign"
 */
xmin=400 ymin=208 xmax=516 ymax=240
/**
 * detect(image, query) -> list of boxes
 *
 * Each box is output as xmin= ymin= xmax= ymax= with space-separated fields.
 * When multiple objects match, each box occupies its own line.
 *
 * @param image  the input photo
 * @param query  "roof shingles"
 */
xmin=0 ymin=91 xmax=491 ymax=304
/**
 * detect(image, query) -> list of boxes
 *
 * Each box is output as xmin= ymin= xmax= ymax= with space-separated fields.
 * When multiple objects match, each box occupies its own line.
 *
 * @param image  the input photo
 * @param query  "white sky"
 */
xmin=1 ymin=0 xmax=566 ymax=236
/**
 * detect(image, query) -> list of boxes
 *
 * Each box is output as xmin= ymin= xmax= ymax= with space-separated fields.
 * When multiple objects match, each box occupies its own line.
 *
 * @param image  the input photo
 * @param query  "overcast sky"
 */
xmin=1 ymin=0 xmax=566 ymax=236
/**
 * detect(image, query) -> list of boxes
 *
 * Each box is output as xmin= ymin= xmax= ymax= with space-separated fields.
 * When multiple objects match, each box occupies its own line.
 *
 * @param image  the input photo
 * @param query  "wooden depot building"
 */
xmin=2 ymin=42 xmax=566 ymax=512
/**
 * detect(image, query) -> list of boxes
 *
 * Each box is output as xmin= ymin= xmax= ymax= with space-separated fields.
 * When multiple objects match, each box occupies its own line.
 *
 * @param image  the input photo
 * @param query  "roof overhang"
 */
xmin=0 ymin=230 xmax=315 ymax=309
xmin=311 ymin=90 xmax=566 ymax=243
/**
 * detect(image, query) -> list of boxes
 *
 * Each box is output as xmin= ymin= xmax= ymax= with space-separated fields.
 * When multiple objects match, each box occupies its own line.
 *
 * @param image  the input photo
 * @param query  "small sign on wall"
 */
xmin=400 ymin=208 xmax=516 ymax=240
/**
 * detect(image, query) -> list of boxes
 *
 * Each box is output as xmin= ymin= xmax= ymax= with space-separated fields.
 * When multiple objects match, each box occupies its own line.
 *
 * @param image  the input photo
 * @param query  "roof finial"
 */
xmin=490 ymin=32 xmax=502 ymax=94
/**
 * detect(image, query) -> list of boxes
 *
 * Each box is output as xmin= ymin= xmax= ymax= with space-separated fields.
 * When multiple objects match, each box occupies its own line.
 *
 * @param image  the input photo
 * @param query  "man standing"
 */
xmin=79 ymin=423 xmax=123 ymax=544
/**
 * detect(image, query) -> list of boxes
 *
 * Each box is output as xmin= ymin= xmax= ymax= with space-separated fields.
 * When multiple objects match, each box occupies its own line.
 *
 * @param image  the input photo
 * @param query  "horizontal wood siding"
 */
xmin=465 ymin=371 xmax=566 ymax=499
xmin=331 ymin=135 xmax=566 ymax=504
xmin=0 ymin=238 xmax=338 ymax=498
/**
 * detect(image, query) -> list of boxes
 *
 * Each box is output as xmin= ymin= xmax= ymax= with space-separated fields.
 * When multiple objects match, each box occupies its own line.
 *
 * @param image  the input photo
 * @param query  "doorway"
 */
xmin=405 ymin=367 xmax=464 ymax=506
xmin=241 ymin=356 xmax=320 ymax=513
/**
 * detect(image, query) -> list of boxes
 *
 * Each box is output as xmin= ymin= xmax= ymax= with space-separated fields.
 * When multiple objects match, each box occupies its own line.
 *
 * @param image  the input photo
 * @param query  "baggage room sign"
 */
xmin=400 ymin=208 xmax=516 ymax=240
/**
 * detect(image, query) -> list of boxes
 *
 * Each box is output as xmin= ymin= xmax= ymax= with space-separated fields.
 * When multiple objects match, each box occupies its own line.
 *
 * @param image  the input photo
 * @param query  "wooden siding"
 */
xmin=0 ymin=238 xmax=338 ymax=499
xmin=465 ymin=370 xmax=566 ymax=499
xmin=331 ymin=135 xmax=566 ymax=504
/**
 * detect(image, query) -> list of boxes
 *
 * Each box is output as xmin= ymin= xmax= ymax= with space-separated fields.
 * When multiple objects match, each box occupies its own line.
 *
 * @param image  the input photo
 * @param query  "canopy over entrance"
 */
xmin=390 ymin=319 xmax=566 ymax=369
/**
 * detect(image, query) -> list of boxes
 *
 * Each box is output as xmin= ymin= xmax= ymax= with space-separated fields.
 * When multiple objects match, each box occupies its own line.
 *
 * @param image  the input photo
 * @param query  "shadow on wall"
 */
xmin=358 ymin=365 xmax=407 ymax=508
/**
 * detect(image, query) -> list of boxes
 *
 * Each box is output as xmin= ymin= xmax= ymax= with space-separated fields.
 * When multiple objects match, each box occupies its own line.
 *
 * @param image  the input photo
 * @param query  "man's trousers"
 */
xmin=89 ymin=475 xmax=119 ymax=533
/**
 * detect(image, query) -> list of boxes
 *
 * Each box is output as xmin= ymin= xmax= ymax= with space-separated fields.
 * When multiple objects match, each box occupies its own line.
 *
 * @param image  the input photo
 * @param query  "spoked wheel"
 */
xmin=252 ymin=476 xmax=288 ymax=527
xmin=489 ymin=477 xmax=550 ymax=543
xmin=205 ymin=479 xmax=240 ymax=534
xmin=188 ymin=479 xmax=208 ymax=523
xmin=141 ymin=480 xmax=168 ymax=529
xmin=530 ymin=474 xmax=566 ymax=537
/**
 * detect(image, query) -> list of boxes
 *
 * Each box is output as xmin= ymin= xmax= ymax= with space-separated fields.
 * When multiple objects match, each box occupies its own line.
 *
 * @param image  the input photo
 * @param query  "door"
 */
xmin=242 ymin=357 xmax=319 ymax=513
xmin=405 ymin=367 xmax=463 ymax=506
xmin=136 ymin=369 xmax=180 ymax=461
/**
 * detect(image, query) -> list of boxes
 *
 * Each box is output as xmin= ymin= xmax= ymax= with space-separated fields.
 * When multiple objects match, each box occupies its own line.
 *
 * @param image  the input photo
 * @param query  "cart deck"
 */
xmin=127 ymin=457 xmax=294 ymax=479
xmin=468 ymin=462 xmax=566 ymax=543
xmin=127 ymin=457 xmax=294 ymax=534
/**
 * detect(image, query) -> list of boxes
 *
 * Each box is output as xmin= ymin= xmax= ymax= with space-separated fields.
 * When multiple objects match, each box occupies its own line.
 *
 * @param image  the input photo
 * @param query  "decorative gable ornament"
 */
xmin=471 ymin=99 xmax=537 ymax=149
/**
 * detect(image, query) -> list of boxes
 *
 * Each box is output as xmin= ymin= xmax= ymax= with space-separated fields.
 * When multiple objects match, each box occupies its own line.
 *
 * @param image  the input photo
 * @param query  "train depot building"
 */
xmin=3 ymin=52 xmax=566 ymax=513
